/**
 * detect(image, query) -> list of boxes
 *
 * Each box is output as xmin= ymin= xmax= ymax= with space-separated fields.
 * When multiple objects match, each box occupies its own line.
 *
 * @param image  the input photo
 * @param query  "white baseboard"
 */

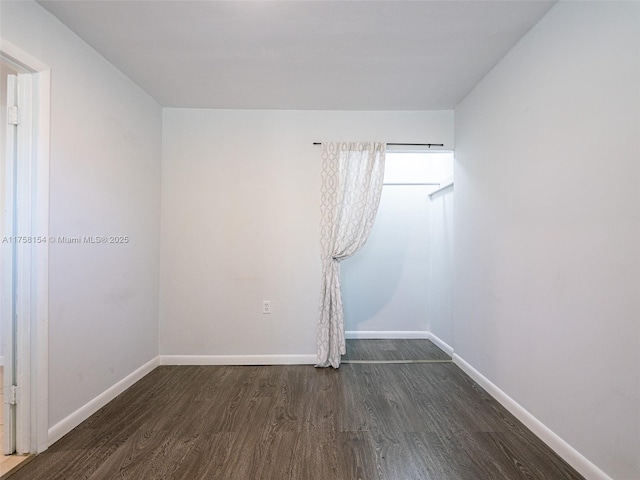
xmin=0 ymin=355 xmax=4 ymax=366
xmin=345 ymin=330 xmax=429 ymax=339
xmin=159 ymin=354 xmax=316 ymax=366
xmin=48 ymin=357 xmax=159 ymax=446
xmin=426 ymin=332 xmax=454 ymax=356
xmin=453 ymin=353 xmax=613 ymax=480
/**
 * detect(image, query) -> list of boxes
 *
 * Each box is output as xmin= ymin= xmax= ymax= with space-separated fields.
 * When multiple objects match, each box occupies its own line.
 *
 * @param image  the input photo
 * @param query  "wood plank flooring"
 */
xmin=8 ymin=341 xmax=584 ymax=479
xmin=342 ymin=339 xmax=451 ymax=362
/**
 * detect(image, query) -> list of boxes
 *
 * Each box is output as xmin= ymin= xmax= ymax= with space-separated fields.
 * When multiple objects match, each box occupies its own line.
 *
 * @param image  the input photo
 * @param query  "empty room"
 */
xmin=0 ymin=1 xmax=638 ymax=479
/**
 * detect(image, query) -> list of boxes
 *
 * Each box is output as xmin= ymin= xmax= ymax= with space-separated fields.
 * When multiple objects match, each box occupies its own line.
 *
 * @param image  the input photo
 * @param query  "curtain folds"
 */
xmin=316 ymin=142 xmax=386 ymax=368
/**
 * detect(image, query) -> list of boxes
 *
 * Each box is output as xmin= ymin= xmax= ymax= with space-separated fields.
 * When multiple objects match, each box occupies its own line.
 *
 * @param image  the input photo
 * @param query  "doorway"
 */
xmin=0 ymin=40 xmax=51 ymax=471
xmin=1 ymin=58 xmax=20 ymax=475
xmin=341 ymin=149 xmax=455 ymax=357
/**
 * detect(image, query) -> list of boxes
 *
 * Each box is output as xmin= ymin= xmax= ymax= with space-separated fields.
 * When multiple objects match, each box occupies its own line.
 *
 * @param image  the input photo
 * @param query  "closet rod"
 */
xmin=312 ymin=142 xmax=444 ymax=148
xmin=384 ymin=182 xmax=440 ymax=186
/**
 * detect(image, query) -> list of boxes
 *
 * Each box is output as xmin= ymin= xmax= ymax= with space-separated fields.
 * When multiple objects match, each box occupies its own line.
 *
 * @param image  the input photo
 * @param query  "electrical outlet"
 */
xmin=262 ymin=300 xmax=272 ymax=315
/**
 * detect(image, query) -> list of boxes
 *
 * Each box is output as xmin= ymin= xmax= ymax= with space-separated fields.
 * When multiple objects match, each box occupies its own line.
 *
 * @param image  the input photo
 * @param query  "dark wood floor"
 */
xmin=9 ymin=341 xmax=583 ymax=480
xmin=343 ymin=339 xmax=451 ymax=362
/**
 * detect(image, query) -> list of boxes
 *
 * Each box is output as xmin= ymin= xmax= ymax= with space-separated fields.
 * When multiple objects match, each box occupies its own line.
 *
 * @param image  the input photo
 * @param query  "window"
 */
xmin=384 ymin=151 xmax=454 ymax=188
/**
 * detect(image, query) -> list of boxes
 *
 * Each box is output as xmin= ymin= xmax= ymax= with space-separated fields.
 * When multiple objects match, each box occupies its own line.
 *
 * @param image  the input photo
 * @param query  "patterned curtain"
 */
xmin=316 ymin=142 xmax=386 ymax=368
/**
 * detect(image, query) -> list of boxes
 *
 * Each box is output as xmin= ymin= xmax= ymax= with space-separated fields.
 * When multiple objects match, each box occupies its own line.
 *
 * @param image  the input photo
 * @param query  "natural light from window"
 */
xmin=384 ymin=151 xmax=454 ymax=186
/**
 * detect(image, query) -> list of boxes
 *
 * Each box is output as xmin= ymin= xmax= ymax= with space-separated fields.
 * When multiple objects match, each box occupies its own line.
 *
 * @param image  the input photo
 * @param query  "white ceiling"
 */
xmin=38 ymin=0 xmax=555 ymax=110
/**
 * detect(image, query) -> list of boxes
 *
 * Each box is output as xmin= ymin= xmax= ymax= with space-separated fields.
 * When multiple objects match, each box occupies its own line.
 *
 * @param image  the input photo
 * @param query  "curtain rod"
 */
xmin=312 ymin=142 xmax=444 ymax=148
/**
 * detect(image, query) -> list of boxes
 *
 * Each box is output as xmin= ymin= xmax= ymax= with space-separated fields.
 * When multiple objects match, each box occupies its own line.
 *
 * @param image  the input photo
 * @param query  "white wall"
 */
xmin=160 ymin=109 xmax=453 ymax=357
xmin=454 ymin=3 xmax=639 ymax=479
xmin=0 ymin=1 xmax=162 ymax=429
xmin=427 ymin=186 xmax=454 ymax=347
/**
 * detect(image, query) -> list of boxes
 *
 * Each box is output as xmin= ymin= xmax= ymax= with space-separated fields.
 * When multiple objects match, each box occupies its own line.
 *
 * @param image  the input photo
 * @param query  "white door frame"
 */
xmin=1 ymin=38 xmax=50 ymax=455
xmin=3 ymin=67 xmax=20 ymax=456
